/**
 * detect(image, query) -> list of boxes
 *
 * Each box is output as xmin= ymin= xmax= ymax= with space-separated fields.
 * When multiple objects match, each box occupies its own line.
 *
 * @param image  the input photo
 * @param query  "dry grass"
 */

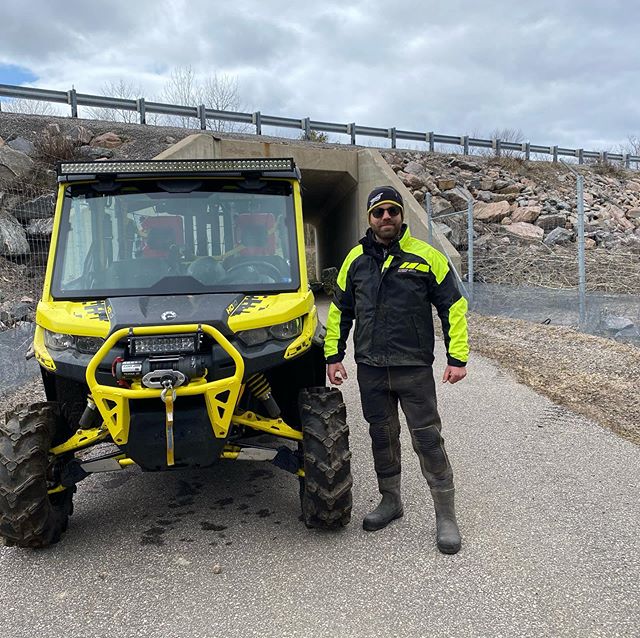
xmin=468 ymin=313 xmax=640 ymax=445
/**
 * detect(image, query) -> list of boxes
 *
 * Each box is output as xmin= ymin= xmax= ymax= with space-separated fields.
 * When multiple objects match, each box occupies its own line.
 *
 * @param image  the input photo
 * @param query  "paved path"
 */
xmin=1 ymin=303 xmax=638 ymax=638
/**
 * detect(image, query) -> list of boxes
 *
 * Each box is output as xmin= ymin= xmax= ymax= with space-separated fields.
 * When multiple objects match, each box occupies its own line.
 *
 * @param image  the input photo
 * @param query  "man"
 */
xmin=324 ymin=185 xmax=469 ymax=554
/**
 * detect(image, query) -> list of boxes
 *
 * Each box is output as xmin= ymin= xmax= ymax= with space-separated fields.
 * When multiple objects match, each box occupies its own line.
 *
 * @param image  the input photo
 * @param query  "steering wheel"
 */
xmin=225 ymin=260 xmax=284 ymax=281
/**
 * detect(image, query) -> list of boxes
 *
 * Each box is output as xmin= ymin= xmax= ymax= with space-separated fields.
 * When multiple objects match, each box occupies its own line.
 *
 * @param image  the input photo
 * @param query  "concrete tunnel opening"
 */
xmin=155 ymin=134 xmax=461 ymax=280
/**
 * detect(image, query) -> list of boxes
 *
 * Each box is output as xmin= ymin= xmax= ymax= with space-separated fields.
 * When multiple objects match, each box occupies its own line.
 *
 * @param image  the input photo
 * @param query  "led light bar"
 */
xmin=58 ymin=158 xmax=296 ymax=177
xmin=129 ymin=334 xmax=199 ymax=356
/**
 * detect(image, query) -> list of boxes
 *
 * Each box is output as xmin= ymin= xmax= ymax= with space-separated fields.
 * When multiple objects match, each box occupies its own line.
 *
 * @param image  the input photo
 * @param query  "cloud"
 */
xmin=1 ymin=0 xmax=638 ymax=151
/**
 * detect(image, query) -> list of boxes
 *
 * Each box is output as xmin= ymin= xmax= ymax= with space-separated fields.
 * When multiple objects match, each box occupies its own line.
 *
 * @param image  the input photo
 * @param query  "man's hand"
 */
xmin=442 ymin=365 xmax=467 ymax=384
xmin=327 ymin=362 xmax=348 ymax=386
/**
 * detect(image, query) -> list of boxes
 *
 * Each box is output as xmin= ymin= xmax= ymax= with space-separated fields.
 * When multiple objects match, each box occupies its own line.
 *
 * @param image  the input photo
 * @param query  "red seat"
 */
xmin=234 ymin=213 xmax=276 ymax=256
xmin=141 ymin=216 xmax=184 ymax=257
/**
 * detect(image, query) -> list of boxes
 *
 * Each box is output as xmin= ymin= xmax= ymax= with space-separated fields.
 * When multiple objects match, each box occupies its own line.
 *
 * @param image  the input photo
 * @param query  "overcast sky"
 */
xmin=0 ymin=0 xmax=637 ymax=152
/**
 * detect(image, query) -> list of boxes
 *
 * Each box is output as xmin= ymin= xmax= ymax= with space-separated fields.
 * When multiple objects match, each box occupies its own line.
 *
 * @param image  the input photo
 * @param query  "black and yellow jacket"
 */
xmin=324 ymin=224 xmax=469 ymax=368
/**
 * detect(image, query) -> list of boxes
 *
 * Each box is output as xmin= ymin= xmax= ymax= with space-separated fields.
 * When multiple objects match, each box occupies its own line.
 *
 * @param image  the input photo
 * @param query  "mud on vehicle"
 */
xmin=0 ymin=158 xmax=352 ymax=548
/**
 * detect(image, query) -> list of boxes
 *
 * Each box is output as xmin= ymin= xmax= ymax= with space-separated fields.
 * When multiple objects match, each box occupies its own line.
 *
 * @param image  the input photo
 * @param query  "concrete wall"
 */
xmin=155 ymin=134 xmax=460 ymax=274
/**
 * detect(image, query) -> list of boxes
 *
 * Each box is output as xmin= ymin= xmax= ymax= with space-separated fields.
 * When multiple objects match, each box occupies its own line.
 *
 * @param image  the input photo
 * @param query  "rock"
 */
xmin=501 ymin=217 xmax=512 ymax=225
xmin=404 ymin=161 xmax=427 ymax=176
xmin=0 ymin=136 xmax=4 ymax=147
xmin=437 ymin=178 xmax=456 ymax=190
xmin=585 ymin=238 xmax=596 ymax=249
xmin=77 ymin=145 xmax=114 ymax=160
xmin=493 ymin=179 xmax=511 ymax=191
xmin=626 ymin=208 xmax=640 ymax=219
xmin=489 ymin=193 xmax=515 ymax=203
xmin=68 ymin=125 xmax=93 ymax=146
xmin=442 ymin=216 xmax=468 ymax=249
xmin=497 ymin=183 xmax=524 ymax=195
xmin=45 ymin=123 xmax=61 ymax=136
xmin=441 ymin=186 xmax=472 ymax=211
xmin=0 ymin=211 xmax=30 ymax=255
xmin=400 ymin=172 xmax=425 ymax=189
xmin=543 ymin=227 xmax=573 ymax=246
xmin=600 ymin=314 xmax=634 ymax=332
xmin=165 ymin=136 xmax=177 ymax=144
xmin=26 ymin=217 xmax=54 ymax=236
xmin=412 ymin=190 xmax=425 ymax=203
xmin=625 ymin=180 xmax=640 ymax=192
xmin=90 ymin=132 xmax=124 ymax=149
xmin=0 ymin=146 xmax=34 ymax=181
xmin=212 ymin=564 xmax=222 ymax=574
xmin=504 ymin=222 xmax=544 ymax=243
xmin=7 ymin=137 xmax=36 ymax=157
xmin=476 ymin=190 xmax=492 ymax=203
xmin=13 ymin=193 xmax=56 ymax=222
xmin=605 ymin=204 xmax=635 ymax=231
xmin=449 ymin=158 xmax=481 ymax=172
xmin=536 ymin=214 xmax=567 ymax=230
xmin=473 ymin=200 xmax=510 ymax=223
xmin=511 ymin=205 xmax=542 ymax=224
xmin=430 ymin=196 xmax=454 ymax=216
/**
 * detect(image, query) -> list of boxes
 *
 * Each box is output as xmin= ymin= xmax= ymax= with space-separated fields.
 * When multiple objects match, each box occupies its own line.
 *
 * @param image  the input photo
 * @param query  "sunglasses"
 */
xmin=371 ymin=206 xmax=401 ymax=219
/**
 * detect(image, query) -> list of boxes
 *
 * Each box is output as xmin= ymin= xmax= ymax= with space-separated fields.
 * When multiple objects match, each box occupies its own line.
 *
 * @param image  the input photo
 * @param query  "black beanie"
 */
xmin=367 ymin=186 xmax=404 ymax=215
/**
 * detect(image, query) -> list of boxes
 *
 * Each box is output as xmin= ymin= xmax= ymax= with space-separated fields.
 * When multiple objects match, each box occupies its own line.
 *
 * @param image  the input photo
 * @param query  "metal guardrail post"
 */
xmin=467 ymin=198 xmax=474 ymax=304
xmin=348 ymin=123 xmax=356 ymax=145
xmin=302 ymin=117 xmax=311 ymax=140
xmin=624 ymin=153 xmax=631 ymax=169
xmin=578 ymin=149 xmax=584 ymax=164
xmin=252 ymin=111 xmax=262 ymax=135
xmin=197 ymin=105 xmax=206 ymax=130
xmin=462 ymin=136 xmax=469 ymax=155
xmin=602 ymin=151 xmax=609 ymax=164
xmin=389 ymin=127 xmax=397 ymax=149
xmin=427 ymin=131 xmax=435 ymax=152
xmin=425 ymin=193 xmax=433 ymax=245
xmin=494 ymin=138 xmax=501 ymax=158
xmin=524 ymin=142 xmax=531 ymax=160
xmin=137 ymin=98 xmax=146 ymax=125
xmin=552 ymin=145 xmax=558 ymax=162
xmin=67 ymin=89 xmax=78 ymax=118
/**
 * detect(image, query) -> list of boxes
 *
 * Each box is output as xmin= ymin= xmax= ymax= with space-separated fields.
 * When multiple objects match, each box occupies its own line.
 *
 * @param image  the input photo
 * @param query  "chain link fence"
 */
xmin=424 ymin=183 xmax=640 ymax=347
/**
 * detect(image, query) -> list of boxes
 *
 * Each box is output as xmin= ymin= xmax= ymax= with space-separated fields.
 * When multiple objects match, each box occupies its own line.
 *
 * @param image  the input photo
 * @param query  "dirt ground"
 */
xmin=3 ymin=312 xmax=638 ymax=449
xmin=467 ymin=313 xmax=640 ymax=446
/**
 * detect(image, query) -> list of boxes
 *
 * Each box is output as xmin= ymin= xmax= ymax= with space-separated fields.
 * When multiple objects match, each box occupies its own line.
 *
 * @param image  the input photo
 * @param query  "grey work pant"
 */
xmin=356 ymin=364 xmax=454 ymax=491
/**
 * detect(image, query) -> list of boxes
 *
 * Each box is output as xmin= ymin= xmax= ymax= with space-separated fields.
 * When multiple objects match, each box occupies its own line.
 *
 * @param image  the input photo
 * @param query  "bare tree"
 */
xmin=85 ymin=79 xmax=144 ymax=123
xmin=1 ymin=97 xmax=58 ymax=116
xmin=161 ymin=65 xmax=247 ymax=132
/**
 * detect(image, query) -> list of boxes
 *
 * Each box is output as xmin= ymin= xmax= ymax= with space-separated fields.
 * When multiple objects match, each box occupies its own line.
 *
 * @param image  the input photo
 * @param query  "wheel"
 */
xmin=298 ymin=387 xmax=352 ymax=529
xmin=0 ymin=403 xmax=75 ymax=548
xmin=225 ymin=260 xmax=283 ymax=281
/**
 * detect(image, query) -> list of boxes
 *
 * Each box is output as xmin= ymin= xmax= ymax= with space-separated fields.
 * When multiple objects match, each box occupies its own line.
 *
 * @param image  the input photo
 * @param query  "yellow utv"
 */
xmin=0 ymin=158 xmax=352 ymax=547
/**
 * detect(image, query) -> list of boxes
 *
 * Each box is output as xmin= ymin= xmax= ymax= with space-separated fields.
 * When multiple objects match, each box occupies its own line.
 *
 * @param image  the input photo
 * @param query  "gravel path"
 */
xmin=0 ymin=301 xmax=638 ymax=637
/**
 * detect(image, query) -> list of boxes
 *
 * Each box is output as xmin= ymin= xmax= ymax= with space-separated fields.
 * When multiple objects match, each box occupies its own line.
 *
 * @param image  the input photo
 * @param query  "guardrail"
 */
xmin=1 ymin=83 xmax=638 ymax=168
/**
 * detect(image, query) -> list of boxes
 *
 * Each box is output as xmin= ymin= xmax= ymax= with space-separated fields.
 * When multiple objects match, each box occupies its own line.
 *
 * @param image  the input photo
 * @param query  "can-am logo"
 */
xmin=161 ymin=311 xmax=177 ymax=321
xmin=369 ymin=192 xmax=383 ymax=206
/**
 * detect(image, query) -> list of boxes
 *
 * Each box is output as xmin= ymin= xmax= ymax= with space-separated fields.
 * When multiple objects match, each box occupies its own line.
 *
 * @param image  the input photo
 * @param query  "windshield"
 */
xmin=51 ymin=178 xmax=300 ymax=298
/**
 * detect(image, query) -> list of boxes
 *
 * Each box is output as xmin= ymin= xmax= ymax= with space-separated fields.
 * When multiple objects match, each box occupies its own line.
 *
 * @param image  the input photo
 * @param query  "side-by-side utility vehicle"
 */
xmin=0 ymin=158 xmax=352 ymax=547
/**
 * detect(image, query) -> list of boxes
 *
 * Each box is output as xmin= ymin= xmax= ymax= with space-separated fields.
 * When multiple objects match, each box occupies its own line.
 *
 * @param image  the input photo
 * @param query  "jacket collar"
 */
xmin=361 ymin=224 xmax=410 ymax=254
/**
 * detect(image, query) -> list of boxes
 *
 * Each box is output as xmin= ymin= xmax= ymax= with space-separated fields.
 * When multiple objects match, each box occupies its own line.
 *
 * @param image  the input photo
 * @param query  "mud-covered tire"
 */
xmin=299 ymin=387 xmax=352 ymax=529
xmin=0 ymin=403 xmax=74 ymax=548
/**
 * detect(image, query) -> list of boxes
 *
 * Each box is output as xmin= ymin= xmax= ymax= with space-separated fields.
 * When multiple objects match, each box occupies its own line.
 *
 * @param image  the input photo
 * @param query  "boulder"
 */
xmin=404 ymin=161 xmax=427 ymax=176
xmin=626 ymin=207 xmax=640 ymax=219
xmin=399 ymin=172 xmax=425 ymax=189
xmin=441 ymin=186 xmax=472 ymax=211
xmin=543 ymin=227 xmax=573 ymax=246
xmin=449 ymin=158 xmax=481 ymax=172
xmin=497 ymin=183 xmax=524 ymax=195
xmin=434 ymin=222 xmax=452 ymax=239
xmin=473 ymin=200 xmax=510 ymax=223
xmin=536 ymin=214 xmax=567 ymax=230
xmin=26 ymin=217 xmax=54 ymax=236
xmin=476 ymin=190 xmax=492 ymax=203
xmin=511 ymin=205 xmax=542 ymax=224
xmin=585 ymin=238 xmax=596 ymax=249
xmin=505 ymin=222 xmax=543 ymax=243
xmin=430 ymin=196 xmax=454 ymax=216
xmin=68 ymin=125 xmax=93 ymax=146
xmin=77 ymin=145 xmax=114 ymax=160
xmin=90 ymin=132 xmax=124 ymax=149
xmin=0 ymin=211 xmax=30 ymax=255
xmin=412 ymin=190 xmax=425 ymax=203
xmin=437 ymin=178 xmax=456 ymax=190
xmin=605 ymin=204 xmax=635 ymax=231
xmin=13 ymin=193 xmax=56 ymax=222
xmin=7 ymin=137 xmax=36 ymax=157
xmin=600 ymin=314 xmax=634 ymax=332
xmin=0 ymin=146 xmax=34 ymax=181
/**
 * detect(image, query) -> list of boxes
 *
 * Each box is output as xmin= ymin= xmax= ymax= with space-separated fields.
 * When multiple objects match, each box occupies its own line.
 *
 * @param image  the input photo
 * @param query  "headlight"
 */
xmin=130 ymin=334 xmax=199 ymax=355
xmin=237 ymin=317 xmax=304 ymax=347
xmin=44 ymin=330 xmax=104 ymax=354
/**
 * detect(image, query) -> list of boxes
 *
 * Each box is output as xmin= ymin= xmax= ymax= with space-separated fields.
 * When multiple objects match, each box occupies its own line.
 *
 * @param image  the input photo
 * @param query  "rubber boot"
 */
xmin=363 ymin=475 xmax=404 ymax=531
xmin=431 ymin=488 xmax=461 ymax=554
